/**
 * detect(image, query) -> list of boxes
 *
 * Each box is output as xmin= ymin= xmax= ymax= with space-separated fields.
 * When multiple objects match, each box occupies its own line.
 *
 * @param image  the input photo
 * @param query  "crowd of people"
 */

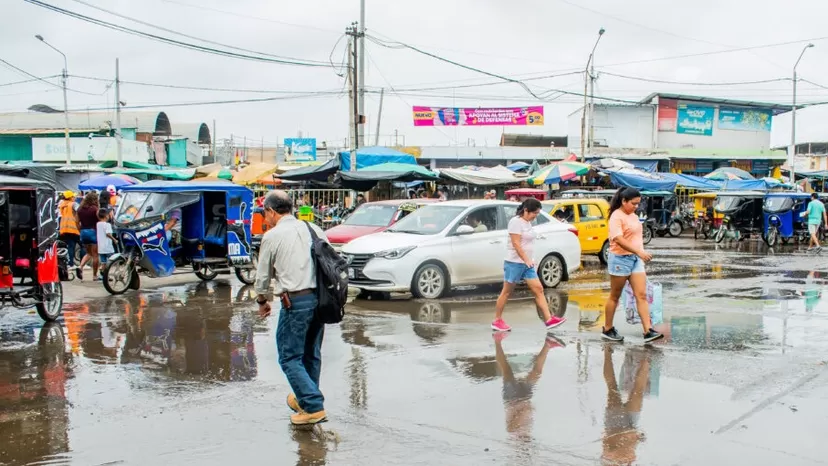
xmin=57 ymin=185 xmax=120 ymax=281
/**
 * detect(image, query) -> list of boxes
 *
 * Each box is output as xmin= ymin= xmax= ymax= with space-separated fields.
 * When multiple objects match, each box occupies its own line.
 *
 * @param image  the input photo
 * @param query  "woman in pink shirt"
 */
xmin=602 ymin=188 xmax=663 ymax=343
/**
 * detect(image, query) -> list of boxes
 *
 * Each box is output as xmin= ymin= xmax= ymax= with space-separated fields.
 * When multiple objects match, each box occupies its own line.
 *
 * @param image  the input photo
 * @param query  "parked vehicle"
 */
xmin=340 ymin=200 xmax=582 ymax=299
xmin=713 ymin=191 xmax=765 ymax=243
xmin=0 ymin=175 xmax=64 ymax=322
xmin=325 ymin=199 xmax=440 ymax=251
xmin=762 ymin=192 xmax=811 ymax=247
xmin=691 ymin=192 xmax=723 ymax=239
xmin=638 ymin=190 xmax=679 ymax=237
xmin=559 ymin=189 xmax=617 ymax=203
xmin=505 ymin=188 xmax=548 ymax=201
xmin=672 ymin=203 xmax=695 ymax=236
xmin=543 ymin=197 xmax=611 ymax=264
xmin=103 ymin=180 xmax=257 ymax=295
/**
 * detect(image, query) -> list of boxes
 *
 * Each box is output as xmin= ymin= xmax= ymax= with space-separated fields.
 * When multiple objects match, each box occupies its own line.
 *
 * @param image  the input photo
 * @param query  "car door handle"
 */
xmin=599 ymin=224 xmax=606 ymax=227
xmin=489 ymin=240 xmax=502 ymax=244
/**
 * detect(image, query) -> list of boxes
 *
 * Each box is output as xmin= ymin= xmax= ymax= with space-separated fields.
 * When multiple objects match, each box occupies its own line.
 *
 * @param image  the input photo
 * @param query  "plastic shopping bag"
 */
xmin=620 ymin=281 xmax=663 ymax=325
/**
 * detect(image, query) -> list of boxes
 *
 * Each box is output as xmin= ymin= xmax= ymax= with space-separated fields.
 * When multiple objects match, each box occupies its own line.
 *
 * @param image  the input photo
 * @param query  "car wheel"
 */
xmin=411 ymin=263 xmax=448 ymax=299
xmin=599 ymin=241 xmax=609 ymax=265
xmin=539 ymin=255 xmax=563 ymax=288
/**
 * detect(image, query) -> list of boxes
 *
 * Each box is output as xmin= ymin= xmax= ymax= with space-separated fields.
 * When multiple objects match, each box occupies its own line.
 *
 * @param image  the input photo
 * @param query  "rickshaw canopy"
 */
xmin=0 ymin=174 xmax=52 ymax=189
xmin=120 ymin=180 xmax=253 ymax=195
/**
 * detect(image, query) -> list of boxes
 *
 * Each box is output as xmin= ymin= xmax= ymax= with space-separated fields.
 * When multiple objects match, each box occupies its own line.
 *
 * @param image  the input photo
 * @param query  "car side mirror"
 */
xmin=146 ymin=205 xmax=154 ymax=213
xmin=456 ymin=225 xmax=474 ymax=235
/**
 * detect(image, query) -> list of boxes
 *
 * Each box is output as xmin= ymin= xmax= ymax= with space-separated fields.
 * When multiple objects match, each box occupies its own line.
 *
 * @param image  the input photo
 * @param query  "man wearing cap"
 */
xmin=58 ymin=191 xmax=81 ymax=276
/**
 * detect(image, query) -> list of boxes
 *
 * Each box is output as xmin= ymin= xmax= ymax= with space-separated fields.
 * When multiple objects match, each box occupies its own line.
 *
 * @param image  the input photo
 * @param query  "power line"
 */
xmin=71 ymin=74 xmax=342 ymax=94
xmin=601 ymin=72 xmax=792 ymax=87
xmin=71 ymin=90 xmax=344 ymax=111
xmin=0 ymin=75 xmax=60 ymax=88
xmin=0 ymin=57 xmax=109 ymax=95
xmin=67 ymin=0 xmax=330 ymax=65
xmin=23 ymin=0 xmax=331 ymax=68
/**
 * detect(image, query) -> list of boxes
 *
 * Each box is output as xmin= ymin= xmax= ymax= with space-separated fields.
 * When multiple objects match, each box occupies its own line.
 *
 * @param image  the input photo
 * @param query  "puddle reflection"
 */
xmin=0 ymin=322 xmax=72 ymax=465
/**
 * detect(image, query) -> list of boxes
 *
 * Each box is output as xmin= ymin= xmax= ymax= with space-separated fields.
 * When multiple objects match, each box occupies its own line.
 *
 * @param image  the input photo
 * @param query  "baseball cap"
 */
xmin=63 ymin=190 xmax=75 ymax=199
xmin=106 ymin=184 xmax=117 ymax=194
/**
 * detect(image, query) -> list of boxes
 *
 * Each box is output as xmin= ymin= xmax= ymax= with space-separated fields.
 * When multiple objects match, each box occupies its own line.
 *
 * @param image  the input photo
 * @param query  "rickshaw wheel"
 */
xmin=669 ymin=221 xmax=683 ymax=237
xmin=235 ymin=251 xmax=258 ymax=285
xmin=643 ymin=226 xmax=654 ymax=245
xmin=195 ymin=265 xmax=218 ymax=281
xmin=714 ymin=226 xmax=726 ymax=243
xmin=36 ymin=283 xmax=63 ymax=322
xmin=103 ymin=256 xmax=133 ymax=295
xmin=764 ymin=227 xmax=779 ymax=247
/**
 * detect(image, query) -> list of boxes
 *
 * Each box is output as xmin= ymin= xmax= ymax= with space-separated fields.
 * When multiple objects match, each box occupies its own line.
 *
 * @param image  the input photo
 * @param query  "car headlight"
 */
xmin=373 ymin=246 xmax=416 ymax=260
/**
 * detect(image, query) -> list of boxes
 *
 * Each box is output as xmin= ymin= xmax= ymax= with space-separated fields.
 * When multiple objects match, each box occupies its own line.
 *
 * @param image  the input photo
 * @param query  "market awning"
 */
xmin=279 ymin=158 xmax=340 ymax=182
xmin=336 ymin=163 xmax=439 ymax=190
xmin=230 ymin=162 xmax=279 ymax=185
xmin=110 ymin=168 xmax=196 ymax=181
xmin=337 ymin=147 xmax=417 ymax=171
xmin=438 ymin=165 xmax=528 ymax=186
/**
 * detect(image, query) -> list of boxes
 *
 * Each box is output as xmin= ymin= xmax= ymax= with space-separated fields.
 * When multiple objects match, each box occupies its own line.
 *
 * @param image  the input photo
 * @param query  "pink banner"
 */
xmin=413 ymin=106 xmax=544 ymax=126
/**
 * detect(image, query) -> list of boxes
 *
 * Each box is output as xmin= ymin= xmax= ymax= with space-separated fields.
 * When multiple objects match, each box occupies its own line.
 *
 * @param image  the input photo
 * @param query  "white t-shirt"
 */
xmin=506 ymin=216 xmax=535 ymax=264
xmin=97 ymin=221 xmax=115 ymax=254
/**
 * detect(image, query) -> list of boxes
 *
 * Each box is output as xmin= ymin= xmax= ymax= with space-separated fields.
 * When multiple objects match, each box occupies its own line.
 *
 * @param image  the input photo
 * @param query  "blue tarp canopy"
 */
xmin=609 ymin=171 xmax=677 ymax=192
xmin=717 ymin=179 xmax=776 ymax=191
xmin=338 ymin=146 xmax=417 ymax=171
xmin=120 ymin=179 xmax=253 ymax=194
xmin=659 ymin=173 xmax=719 ymax=190
xmin=506 ymin=162 xmax=530 ymax=172
xmin=628 ymin=160 xmax=660 ymax=173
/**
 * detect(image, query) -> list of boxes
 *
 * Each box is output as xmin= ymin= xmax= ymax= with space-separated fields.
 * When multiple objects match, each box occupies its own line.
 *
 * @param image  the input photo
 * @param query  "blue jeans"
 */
xmin=59 ymin=234 xmax=79 ymax=267
xmin=276 ymin=293 xmax=325 ymax=413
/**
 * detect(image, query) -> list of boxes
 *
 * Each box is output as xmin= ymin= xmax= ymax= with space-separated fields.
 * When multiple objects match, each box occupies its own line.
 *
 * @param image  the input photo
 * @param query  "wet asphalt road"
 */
xmin=1 ymin=237 xmax=828 ymax=465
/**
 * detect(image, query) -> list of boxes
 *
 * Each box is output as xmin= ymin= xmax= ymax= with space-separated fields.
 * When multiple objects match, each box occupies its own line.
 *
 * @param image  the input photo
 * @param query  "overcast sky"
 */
xmin=3 ymin=0 xmax=828 ymax=149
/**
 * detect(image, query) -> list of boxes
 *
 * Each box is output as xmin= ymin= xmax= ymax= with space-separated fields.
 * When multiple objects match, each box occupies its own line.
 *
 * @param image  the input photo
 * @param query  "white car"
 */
xmin=340 ymin=200 xmax=582 ymax=299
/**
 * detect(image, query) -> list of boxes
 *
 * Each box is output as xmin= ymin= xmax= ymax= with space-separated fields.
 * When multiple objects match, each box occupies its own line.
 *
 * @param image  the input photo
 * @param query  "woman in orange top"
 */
xmin=602 ymin=188 xmax=663 ymax=343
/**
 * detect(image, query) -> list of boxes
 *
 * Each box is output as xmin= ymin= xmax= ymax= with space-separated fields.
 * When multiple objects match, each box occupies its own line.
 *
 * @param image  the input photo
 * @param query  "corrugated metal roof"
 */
xmin=172 ymin=122 xmax=211 ymax=145
xmin=0 ymin=111 xmax=171 ymax=134
xmin=0 ymin=128 xmax=98 ymax=135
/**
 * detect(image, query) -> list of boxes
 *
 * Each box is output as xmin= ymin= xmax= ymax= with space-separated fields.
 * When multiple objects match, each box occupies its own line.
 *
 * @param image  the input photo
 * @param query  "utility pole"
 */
xmin=261 ymin=137 xmax=264 ymax=163
xmin=36 ymin=35 xmax=71 ymax=165
xmin=346 ymin=22 xmax=362 ymax=171
xmin=115 ymin=58 xmax=123 ymax=168
xmin=212 ymin=119 xmax=216 ymax=163
xmin=579 ymin=28 xmax=605 ymax=163
xmin=791 ymin=43 xmax=815 ymax=183
xmin=358 ymin=0 xmax=366 ymax=149
xmin=587 ymin=59 xmax=596 ymax=157
xmin=374 ymin=88 xmax=384 ymax=146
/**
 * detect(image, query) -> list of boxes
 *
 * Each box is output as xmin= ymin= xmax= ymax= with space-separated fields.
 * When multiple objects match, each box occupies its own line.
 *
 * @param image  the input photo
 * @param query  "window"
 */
xmin=462 ymin=207 xmax=499 ymax=233
xmin=503 ymin=205 xmax=550 ymax=226
xmin=344 ymin=204 xmax=398 ymax=227
xmin=387 ymin=205 xmax=467 ymax=235
xmin=578 ymin=204 xmax=604 ymax=221
xmin=551 ymin=205 xmax=575 ymax=223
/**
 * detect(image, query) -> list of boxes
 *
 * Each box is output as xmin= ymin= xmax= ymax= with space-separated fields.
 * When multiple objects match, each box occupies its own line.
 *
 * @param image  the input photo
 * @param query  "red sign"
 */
xmin=658 ymin=99 xmax=678 ymax=132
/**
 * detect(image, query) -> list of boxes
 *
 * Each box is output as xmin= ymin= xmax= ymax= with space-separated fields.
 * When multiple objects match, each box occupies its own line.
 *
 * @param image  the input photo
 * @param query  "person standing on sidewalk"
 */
xmin=801 ymin=193 xmax=827 ymax=252
xmin=78 ymin=192 xmax=101 ymax=281
xmin=492 ymin=198 xmax=566 ymax=332
xmin=602 ymin=188 xmax=663 ymax=343
xmin=58 ymin=191 xmax=81 ymax=278
xmin=255 ymin=190 xmax=329 ymax=426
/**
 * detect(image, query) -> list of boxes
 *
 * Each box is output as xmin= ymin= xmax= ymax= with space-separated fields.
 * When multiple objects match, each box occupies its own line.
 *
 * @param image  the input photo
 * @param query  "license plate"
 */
xmin=348 ymin=268 xmax=355 ymax=279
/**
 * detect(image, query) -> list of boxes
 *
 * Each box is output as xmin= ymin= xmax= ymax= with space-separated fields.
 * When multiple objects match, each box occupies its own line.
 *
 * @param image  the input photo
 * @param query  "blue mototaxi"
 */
xmin=102 ymin=180 xmax=257 ymax=295
xmin=762 ymin=192 xmax=811 ymax=247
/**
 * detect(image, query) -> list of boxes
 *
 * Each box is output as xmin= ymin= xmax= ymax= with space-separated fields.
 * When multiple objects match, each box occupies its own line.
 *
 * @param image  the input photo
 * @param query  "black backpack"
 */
xmin=304 ymin=222 xmax=349 ymax=324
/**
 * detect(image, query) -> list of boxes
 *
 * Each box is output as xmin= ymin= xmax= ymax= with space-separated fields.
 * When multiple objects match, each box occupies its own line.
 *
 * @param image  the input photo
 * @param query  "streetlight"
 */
xmin=790 ymin=43 xmax=814 ymax=183
xmin=35 ymin=34 xmax=71 ymax=166
xmin=580 ymin=27 xmax=606 ymax=163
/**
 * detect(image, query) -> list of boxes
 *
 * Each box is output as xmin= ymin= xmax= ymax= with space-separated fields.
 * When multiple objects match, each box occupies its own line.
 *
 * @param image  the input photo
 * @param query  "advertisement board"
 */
xmin=412 ymin=106 xmax=544 ymax=126
xmin=718 ymin=107 xmax=772 ymax=132
xmin=676 ymin=105 xmax=714 ymax=136
xmin=657 ymin=99 xmax=678 ymax=132
xmin=284 ymin=138 xmax=317 ymax=162
xmin=32 ymin=137 xmax=151 ymax=163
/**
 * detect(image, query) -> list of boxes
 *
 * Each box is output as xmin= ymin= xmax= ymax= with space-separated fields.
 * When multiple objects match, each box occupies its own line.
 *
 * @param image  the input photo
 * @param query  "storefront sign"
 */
xmin=718 ymin=107 xmax=773 ymax=132
xmin=676 ymin=105 xmax=714 ymax=136
xmin=284 ymin=138 xmax=317 ymax=162
xmin=32 ymin=137 xmax=150 ymax=163
xmin=657 ymin=99 xmax=678 ymax=132
xmin=412 ymin=106 xmax=544 ymax=126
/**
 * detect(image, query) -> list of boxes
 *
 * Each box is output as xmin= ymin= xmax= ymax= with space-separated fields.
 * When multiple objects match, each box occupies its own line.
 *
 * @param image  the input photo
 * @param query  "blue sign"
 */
xmin=677 ymin=105 xmax=714 ymax=136
xmin=284 ymin=138 xmax=317 ymax=162
xmin=718 ymin=107 xmax=772 ymax=132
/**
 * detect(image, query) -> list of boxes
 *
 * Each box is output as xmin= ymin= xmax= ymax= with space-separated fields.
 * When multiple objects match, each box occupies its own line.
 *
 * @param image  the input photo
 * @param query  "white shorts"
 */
xmin=809 ymin=224 xmax=819 ymax=235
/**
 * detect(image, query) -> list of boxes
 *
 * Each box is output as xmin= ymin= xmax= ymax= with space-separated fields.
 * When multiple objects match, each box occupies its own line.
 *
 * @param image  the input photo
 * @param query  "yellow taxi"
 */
xmin=542 ymin=198 xmax=611 ymax=264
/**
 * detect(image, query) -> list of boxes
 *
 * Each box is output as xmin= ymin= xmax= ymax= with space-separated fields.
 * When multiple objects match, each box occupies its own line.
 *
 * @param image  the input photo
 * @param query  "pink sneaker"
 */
xmin=545 ymin=316 xmax=566 ymax=330
xmin=491 ymin=318 xmax=511 ymax=332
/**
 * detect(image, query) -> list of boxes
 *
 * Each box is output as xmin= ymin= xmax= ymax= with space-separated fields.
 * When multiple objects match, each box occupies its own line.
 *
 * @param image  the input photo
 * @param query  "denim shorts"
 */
xmin=504 ymin=261 xmax=538 ymax=283
xmin=80 ymin=229 xmax=97 ymax=245
xmin=607 ymin=253 xmax=645 ymax=276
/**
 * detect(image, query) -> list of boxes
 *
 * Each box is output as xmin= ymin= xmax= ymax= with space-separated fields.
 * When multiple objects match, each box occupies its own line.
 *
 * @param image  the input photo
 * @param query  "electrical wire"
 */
xmin=66 ymin=0 xmax=330 ymax=65
xmin=0 ymin=75 xmax=60 ymax=88
xmin=0 ymin=57 xmax=109 ymax=95
xmin=601 ymin=72 xmax=792 ymax=87
xmin=69 ymin=90 xmax=344 ymax=111
xmin=70 ymin=74 xmax=343 ymax=94
xmin=23 ymin=0 xmax=331 ymax=68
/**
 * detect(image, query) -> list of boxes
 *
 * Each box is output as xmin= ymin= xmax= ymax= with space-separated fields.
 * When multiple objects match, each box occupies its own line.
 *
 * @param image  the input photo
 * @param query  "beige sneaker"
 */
xmin=286 ymin=393 xmax=301 ymax=413
xmin=290 ymin=410 xmax=327 ymax=426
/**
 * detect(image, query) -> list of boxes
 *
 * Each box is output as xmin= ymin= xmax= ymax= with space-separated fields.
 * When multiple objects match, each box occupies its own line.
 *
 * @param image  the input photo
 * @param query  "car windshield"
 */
xmin=344 ymin=204 xmax=398 ymax=227
xmin=386 ymin=205 xmax=466 ymax=235
xmin=764 ymin=197 xmax=794 ymax=213
xmin=715 ymin=196 xmax=743 ymax=212
xmin=115 ymin=192 xmax=199 ymax=225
